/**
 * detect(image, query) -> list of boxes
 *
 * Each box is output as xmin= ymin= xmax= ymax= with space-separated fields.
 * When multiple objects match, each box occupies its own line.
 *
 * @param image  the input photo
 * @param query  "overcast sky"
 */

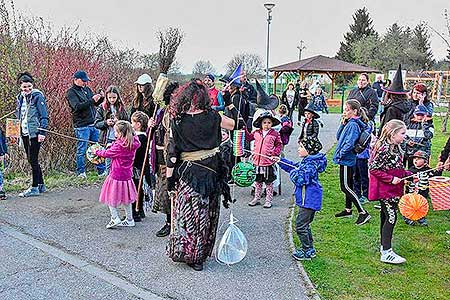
xmin=11 ymin=0 xmax=450 ymax=73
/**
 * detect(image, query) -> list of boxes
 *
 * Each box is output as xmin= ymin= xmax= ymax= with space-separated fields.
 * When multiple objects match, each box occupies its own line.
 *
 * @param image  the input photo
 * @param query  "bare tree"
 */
xmin=192 ymin=60 xmax=215 ymax=76
xmin=156 ymin=27 xmax=184 ymax=74
xmin=226 ymin=53 xmax=264 ymax=78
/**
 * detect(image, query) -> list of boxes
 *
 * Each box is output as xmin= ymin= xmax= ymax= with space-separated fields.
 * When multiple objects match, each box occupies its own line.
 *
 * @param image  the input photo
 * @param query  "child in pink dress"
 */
xmin=95 ymin=120 xmax=141 ymax=229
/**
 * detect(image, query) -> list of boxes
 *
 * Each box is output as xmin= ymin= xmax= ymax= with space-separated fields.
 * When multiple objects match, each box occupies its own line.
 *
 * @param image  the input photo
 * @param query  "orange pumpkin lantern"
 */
xmin=399 ymin=193 xmax=429 ymax=221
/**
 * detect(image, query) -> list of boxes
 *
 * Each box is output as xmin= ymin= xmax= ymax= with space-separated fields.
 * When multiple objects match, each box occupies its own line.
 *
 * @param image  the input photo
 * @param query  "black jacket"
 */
xmin=379 ymin=100 xmax=411 ymax=132
xmin=241 ymin=82 xmax=257 ymax=104
xmin=66 ymin=85 xmax=101 ymax=128
xmin=372 ymin=81 xmax=383 ymax=98
xmin=94 ymin=103 xmax=129 ymax=144
xmin=281 ymin=90 xmax=299 ymax=112
xmin=347 ymin=85 xmax=379 ymax=120
xmin=298 ymin=119 xmax=320 ymax=142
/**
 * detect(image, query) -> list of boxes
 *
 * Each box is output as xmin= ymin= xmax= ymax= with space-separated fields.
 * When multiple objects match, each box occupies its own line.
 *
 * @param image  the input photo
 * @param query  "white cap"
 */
xmin=135 ymin=74 xmax=153 ymax=85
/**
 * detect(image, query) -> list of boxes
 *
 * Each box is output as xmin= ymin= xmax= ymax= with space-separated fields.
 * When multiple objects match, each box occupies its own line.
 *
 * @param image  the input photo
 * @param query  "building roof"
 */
xmin=269 ymin=55 xmax=379 ymax=73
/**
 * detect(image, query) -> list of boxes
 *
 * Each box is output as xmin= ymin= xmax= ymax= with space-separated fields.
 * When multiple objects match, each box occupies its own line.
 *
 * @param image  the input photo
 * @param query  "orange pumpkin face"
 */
xmin=399 ymin=193 xmax=429 ymax=221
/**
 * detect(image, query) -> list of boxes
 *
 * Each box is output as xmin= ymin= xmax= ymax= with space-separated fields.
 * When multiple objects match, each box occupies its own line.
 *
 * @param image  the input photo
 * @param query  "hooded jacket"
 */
xmin=333 ymin=117 xmax=367 ymax=167
xmin=16 ymin=89 xmax=49 ymax=138
xmin=247 ymin=128 xmax=283 ymax=166
xmin=379 ymin=99 xmax=412 ymax=131
xmin=94 ymin=102 xmax=129 ymax=143
xmin=347 ymin=85 xmax=379 ymax=120
xmin=279 ymin=153 xmax=327 ymax=211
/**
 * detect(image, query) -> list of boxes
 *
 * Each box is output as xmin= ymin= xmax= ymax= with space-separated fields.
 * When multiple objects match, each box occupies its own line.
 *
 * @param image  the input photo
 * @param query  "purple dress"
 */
xmin=96 ymin=136 xmax=141 ymax=207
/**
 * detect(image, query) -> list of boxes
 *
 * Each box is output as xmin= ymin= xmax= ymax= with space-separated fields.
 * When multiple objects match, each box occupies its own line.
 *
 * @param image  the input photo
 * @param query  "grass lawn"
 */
xmin=292 ymin=118 xmax=450 ymax=300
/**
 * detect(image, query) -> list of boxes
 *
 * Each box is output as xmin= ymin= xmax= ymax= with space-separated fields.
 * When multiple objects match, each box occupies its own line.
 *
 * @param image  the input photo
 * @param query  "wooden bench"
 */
xmin=326 ymin=98 xmax=342 ymax=107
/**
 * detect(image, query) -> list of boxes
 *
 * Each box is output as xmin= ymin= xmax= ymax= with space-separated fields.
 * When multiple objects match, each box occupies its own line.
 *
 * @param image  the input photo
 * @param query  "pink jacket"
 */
xmin=369 ymin=168 xmax=410 ymax=200
xmin=96 ymin=136 xmax=141 ymax=181
xmin=247 ymin=129 xmax=283 ymax=166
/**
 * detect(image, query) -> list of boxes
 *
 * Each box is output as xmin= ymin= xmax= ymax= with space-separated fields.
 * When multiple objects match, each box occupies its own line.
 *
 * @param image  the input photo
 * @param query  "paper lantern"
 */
xmin=399 ymin=193 xmax=429 ymax=221
xmin=86 ymin=143 xmax=105 ymax=165
xmin=429 ymin=176 xmax=450 ymax=211
xmin=231 ymin=161 xmax=256 ymax=187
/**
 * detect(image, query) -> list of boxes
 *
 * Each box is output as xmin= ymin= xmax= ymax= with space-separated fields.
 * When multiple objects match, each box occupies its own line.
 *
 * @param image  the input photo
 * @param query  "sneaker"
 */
xmin=355 ymin=212 xmax=371 ymax=225
xmin=106 ymin=217 xmax=121 ymax=229
xmin=19 ymin=187 xmax=40 ymax=197
xmin=38 ymin=184 xmax=47 ymax=193
xmin=118 ymin=219 xmax=135 ymax=227
xmin=263 ymin=201 xmax=272 ymax=208
xmin=292 ymin=249 xmax=311 ymax=261
xmin=359 ymin=196 xmax=369 ymax=205
xmin=335 ymin=210 xmax=352 ymax=218
xmin=403 ymin=217 xmax=416 ymax=226
xmin=248 ymin=198 xmax=261 ymax=206
xmin=77 ymin=172 xmax=87 ymax=179
xmin=156 ymin=223 xmax=171 ymax=237
xmin=305 ymin=248 xmax=317 ymax=258
xmin=0 ymin=191 xmax=6 ymax=200
xmin=380 ymin=249 xmax=406 ymax=264
xmin=138 ymin=210 xmax=146 ymax=219
xmin=417 ymin=218 xmax=428 ymax=227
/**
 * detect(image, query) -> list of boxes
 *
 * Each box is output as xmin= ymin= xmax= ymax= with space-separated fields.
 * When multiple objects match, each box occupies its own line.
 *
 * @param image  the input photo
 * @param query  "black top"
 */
xmin=372 ymin=81 xmax=384 ymax=98
xmin=347 ymin=85 xmax=379 ymax=121
xmin=134 ymin=133 xmax=148 ymax=170
xmin=172 ymin=110 xmax=221 ymax=153
xmin=66 ymin=85 xmax=102 ymax=128
xmin=440 ymin=137 xmax=450 ymax=163
xmin=242 ymin=82 xmax=257 ymax=104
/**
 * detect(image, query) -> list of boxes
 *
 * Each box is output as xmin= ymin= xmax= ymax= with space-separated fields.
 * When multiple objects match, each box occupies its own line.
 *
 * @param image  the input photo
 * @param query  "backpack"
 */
xmin=354 ymin=122 xmax=372 ymax=154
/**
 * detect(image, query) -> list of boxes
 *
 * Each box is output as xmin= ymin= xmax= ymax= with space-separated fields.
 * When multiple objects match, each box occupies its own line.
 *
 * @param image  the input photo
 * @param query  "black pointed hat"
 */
xmin=303 ymin=101 xmax=320 ymax=119
xmin=255 ymin=79 xmax=279 ymax=110
xmin=382 ymin=64 xmax=408 ymax=94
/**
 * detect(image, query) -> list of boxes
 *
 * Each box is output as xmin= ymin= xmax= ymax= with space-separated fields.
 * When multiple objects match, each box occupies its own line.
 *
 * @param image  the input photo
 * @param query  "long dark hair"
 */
xmin=163 ymin=81 xmax=179 ymax=106
xmin=103 ymin=85 xmax=125 ymax=112
xmin=133 ymin=83 xmax=154 ymax=110
xmin=170 ymin=79 xmax=211 ymax=116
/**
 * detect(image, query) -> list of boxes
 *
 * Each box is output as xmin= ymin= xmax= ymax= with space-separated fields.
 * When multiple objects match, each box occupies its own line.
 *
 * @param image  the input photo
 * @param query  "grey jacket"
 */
xmin=16 ymin=89 xmax=49 ymax=138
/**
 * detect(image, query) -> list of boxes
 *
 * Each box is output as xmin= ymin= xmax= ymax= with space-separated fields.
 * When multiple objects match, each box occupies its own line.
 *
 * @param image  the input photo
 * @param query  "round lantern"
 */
xmin=86 ymin=143 xmax=105 ymax=165
xmin=231 ymin=162 xmax=256 ymax=187
xmin=399 ymin=193 xmax=429 ymax=221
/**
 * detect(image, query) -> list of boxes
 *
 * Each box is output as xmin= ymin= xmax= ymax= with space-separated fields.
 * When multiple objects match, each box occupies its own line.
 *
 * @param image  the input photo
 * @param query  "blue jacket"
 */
xmin=16 ymin=89 xmax=49 ymax=138
xmin=0 ymin=129 xmax=7 ymax=155
xmin=333 ymin=117 xmax=366 ymax=167
xmin=279 ymin=153 xmax=327 ymax=211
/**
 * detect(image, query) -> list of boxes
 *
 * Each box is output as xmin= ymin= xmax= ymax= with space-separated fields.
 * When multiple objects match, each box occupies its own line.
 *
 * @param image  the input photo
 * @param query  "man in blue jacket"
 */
xmin=66 ymin=70 xmax=105 ymax=178
xmin=279 ymin=136 xmax=327 ymax=260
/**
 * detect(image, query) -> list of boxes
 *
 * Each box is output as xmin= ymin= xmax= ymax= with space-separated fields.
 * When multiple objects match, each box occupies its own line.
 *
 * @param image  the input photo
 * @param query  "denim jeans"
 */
xmin=104 ymin=138 xmax=115 ymax=175
xmin=295 ymin=207 xmax=316 ymax=250
xmin=0 ymin=159 xmax=4 ymax=189
xmin=74 ymin=126 xmax=105 ymax=175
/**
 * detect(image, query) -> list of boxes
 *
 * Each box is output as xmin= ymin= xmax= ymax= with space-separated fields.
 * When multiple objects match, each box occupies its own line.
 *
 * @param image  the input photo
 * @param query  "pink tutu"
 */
xmin=99 ymin=176 xmax=137 ymax=207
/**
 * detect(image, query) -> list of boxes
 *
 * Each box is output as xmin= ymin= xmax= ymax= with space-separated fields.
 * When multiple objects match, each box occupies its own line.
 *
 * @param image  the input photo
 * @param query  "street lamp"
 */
xmin=297 ymin=40 xmax=306 ymax=61
xmin=264 ymin=3 xmax=275 ymax=93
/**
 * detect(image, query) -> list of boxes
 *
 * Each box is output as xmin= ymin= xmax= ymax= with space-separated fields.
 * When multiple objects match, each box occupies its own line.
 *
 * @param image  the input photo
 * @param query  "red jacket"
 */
xmin=208 ymin=87 xmax=219 ymax=106
xmin=247 ymin=129 xmax=282 ymax=166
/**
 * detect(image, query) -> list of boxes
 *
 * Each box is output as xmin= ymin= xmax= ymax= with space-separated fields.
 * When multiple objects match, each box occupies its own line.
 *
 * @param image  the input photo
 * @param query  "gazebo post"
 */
xmin=325 ymin=72 xmax=336 ymax=99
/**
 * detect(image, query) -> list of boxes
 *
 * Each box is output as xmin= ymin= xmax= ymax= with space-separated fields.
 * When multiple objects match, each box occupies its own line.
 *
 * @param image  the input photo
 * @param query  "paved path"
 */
xmin=0 ymin=113 xmax=341 ymax=300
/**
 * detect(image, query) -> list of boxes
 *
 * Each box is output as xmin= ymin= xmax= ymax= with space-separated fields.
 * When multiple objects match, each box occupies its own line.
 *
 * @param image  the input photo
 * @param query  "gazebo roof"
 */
xmin=269 ymin=55 xmax=379 ymax=73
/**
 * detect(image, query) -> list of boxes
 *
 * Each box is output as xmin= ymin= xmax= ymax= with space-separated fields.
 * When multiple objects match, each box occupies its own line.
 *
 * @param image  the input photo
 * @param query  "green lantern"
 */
xmin=86 ymin=143 xmax=105 ymax=165
xmin=231 ymin=162 xmax=256 ymax=187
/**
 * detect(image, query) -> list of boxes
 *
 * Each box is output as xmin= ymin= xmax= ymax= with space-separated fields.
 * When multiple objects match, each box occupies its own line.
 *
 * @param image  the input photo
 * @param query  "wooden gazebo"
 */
xmin=269 ymin=55 xmax=379 ymax=98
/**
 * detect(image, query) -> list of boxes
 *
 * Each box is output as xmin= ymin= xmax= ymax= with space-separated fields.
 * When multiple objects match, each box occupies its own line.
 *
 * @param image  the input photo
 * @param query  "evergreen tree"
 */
xmin=409 ymin=23 xmax=434 ymax=69
xmin=380 ymin=23 xmax=409 ymax=70
xmin=336 ymin=7 xmax=377 ymax=62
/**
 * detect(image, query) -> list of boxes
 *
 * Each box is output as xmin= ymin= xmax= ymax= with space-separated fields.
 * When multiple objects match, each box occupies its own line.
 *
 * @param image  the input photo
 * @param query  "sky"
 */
xmin=10 ymin=0 xmax=450 ymax=74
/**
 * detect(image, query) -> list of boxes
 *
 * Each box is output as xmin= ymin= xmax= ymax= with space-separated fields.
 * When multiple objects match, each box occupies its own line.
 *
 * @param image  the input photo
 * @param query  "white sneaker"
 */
xmin=380 ymin=249 xmax=406 ymax=264
xmin=77 ymin=172 xmax=87 ymax=179
xmin=118 ymin=219 xmax=135 ymax=227
xmin=106 ymin=217 xmax=121 ymax=229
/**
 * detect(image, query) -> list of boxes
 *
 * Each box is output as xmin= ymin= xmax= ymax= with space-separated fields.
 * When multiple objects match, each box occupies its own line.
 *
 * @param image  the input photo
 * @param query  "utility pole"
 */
xmin=297 ymin=40 xmax=306 ymax=61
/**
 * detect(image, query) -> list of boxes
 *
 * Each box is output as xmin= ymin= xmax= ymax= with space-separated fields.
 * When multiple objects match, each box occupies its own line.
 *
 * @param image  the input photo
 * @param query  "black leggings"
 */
xmin=22 ymin=136 xmax=44 ymax=187
xmin=339 ymin=165 xmax=364 ymax=213
xmin=380 ymin=197 xmax=399 ymax=250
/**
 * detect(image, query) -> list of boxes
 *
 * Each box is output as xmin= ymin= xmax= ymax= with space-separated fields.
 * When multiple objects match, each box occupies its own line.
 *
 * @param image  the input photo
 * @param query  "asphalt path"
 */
xmin=0 ymin=112 xmax=341 ymax=300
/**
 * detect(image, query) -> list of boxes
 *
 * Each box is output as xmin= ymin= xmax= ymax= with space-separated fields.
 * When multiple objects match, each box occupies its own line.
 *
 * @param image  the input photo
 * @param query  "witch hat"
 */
xmin=382 ymin=64 xmax=408 ymax=94
xmin=227 ymin=63 xmax=243 ymax=87
xmin=303 ymin=101 xmax=320 ymax=119
xmin=255 ymin=79 xmax=279 ymax=110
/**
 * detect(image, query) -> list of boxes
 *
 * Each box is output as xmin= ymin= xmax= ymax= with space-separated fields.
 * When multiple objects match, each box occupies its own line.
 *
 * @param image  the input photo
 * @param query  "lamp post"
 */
xmin=264 ymin=3 xmax=275 ymax=93
xmin=297 ymin=40 xmax=306 ymax=60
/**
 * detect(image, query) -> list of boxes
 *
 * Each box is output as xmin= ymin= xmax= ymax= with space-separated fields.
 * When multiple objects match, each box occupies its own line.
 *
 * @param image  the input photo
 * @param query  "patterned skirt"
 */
xmin=167 ymin=180 xmax=221 ymax=264
xmin=153 ymin=165 xmax=170 ymax=214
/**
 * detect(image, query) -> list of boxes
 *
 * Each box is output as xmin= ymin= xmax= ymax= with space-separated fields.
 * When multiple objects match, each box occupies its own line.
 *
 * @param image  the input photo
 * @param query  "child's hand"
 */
xmin=148 ymin=117 xmax=156 ymax=128
xmin=106 ymin=119 xmax=115 ymax=126
xmin=3 ymin=153 xmax=8 ymax=160
xmin=0 ymin=155 xmax=3 ymax=161
xmin=392 ymin=177 xmax=402 ymax=185
xmin=37 ymin=135 xmax=45 ymax=143
xmin=271 ymin=156 xmax=280 ymax=163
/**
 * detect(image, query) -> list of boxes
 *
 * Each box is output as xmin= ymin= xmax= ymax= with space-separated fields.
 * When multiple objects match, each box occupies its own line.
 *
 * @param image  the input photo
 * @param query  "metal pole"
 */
xmin=265 ymin=11 xmax=271 ymax=93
